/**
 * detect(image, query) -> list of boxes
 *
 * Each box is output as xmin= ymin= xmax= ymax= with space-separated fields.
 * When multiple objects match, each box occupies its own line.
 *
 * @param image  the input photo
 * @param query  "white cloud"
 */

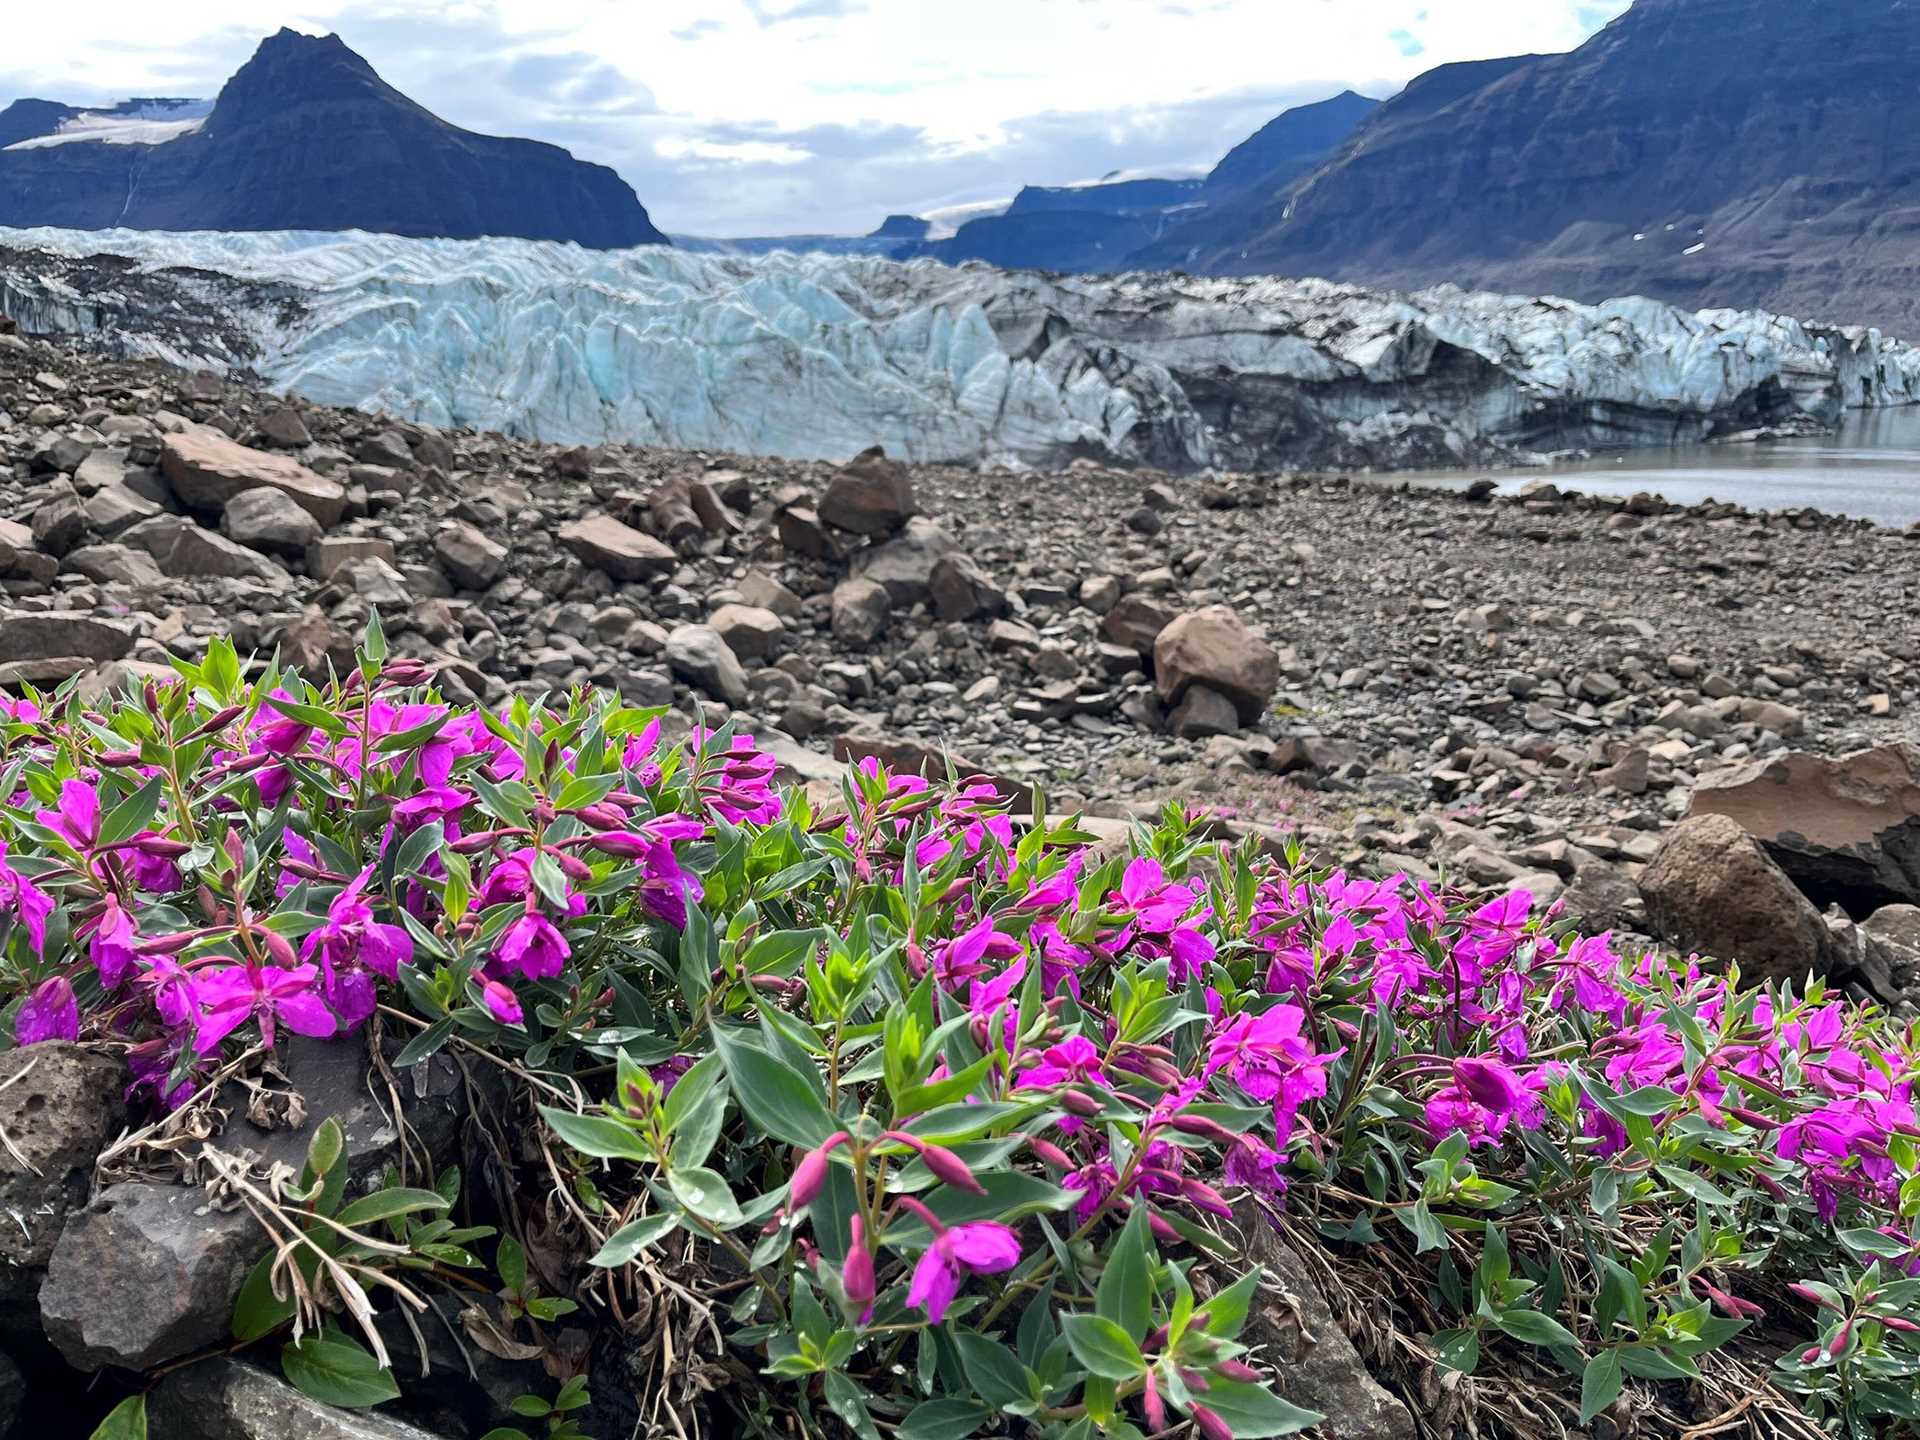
xmin=0 ymin=0 xmax=1631 ymax=233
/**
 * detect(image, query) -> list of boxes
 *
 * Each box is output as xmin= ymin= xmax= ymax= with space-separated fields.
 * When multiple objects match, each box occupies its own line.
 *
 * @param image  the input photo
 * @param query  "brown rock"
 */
xmin=819 ymin=446 xmax=916 ymax=535
xmin=1639 ymin=813 xmax=1834 ymax=983
xmin=709 ymin=603 xmax=785 ymax=663
xmin=830 ymin=577 xmax=892 ymax=647
xmin=434 ymin=521 xmax=508 ymax=590
xmin=929 ymin=553 xmax=1007 ymax=622
xmin=1153 ymin=605 xmax=1280 ymax=726
xmin=0 ymin=612 xmax=134 ymax=666
xmin=559 ymin=513 xmax=677 ymax=582
xmin=776 ymin=505 xmax=841 ymax=561
xmin=1690 ymin=745 xmax=1920 ymax=914
xmin=1102 ymin=593 xmax=1176 ymax=654
xmin=160 ymin=429 xmax=347 ymax=526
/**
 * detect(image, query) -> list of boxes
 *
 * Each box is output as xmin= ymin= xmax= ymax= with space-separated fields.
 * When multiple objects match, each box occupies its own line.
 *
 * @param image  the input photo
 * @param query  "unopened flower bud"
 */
xmin=841 ymin=1216 xmax=876 ymax=1319
xmin=1213 ymin=1360 xmax=1262 ymax=1383
xmin=260 ymin=928 xmax=299 ymax=969
xmin=1060 ymin=1089 xmax=1103 ymax=1117
xmin=97 ymin=750 xmax=145 ymax=768
xmin=1790 ymin=1284 xmax=1838 ymax=1311
xmin=788 ymin=1132 xmax=850 ymax=1208
xmin=1170 ymin=1113 xmax=1239 ymax=1144
xmin=1026 ymin=1136 xmax=1071 ymax=1170
xmin=916 ymin=1141 xmax=986 ymax=1195
xmin=1190 ymin=1403 xmax=1232 ymax=1440
xmin=1142 ymin=1369 xmax=1166 ymax=1433
xmin=191 ymin=704 xmax=246 ymax=737
xmin=1148 ymin=1213 xmax=1181 ymax=1245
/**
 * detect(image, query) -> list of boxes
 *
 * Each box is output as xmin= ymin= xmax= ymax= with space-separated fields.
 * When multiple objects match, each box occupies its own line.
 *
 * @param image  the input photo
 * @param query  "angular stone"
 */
xmin=434 ymin=521 xmax=508 ymax=590
xmin=62 ymin=542 xmax=167 ymax=587
xmin=776 ymin=505 xmax=841 ymax=561
xmin=222 ymin=487 xmax=323 ymax=558
xmin=307 ymin=536 xmax=397 ymax=581
xmin=1640 ymin=813 xmax=1834 ymax=983
xmin=850 ymin=517 xmax=956 ymax=606
xmin=709 ymin=603 xmax=785 ymax=663
xmin=1595 ymin=747 xmax=1651 ymax=795
xmin=1153 ymin=605 xmax=1280 ymax=726
xmin=124 ymin=516 xmax=291 ymax=584
xmin=341 ymin=558 xmax=414 ymax=609
xmin=559 ymin=513 xmax=677 ymax=582
xmin=665 ymin=624 xmax=750 ymax=705
xmin=1691 ymin=745 xmax=1920 ymax=913
xmin=256 ymin=406 xmax=313 ymax=448
xmin=929 ymin=553 xmax=1007 ymax=622
xmin=0 ymin=612 xmax=133 ymax=665
xmin=150 ymin=1358 xmax=450 ymax=1440
xmin=0 ymin=518 xmax=57 ymax=583
xmin=42 ymin=1182 xmax=266 ymax=1372
xmin=1170 ymin=684 xmax=1240 ymax=737
xmin=1234 ymin=1206 xmax=1416 ymax=1440
xmin=29 ymin=483 xmax=86 ymax=557
xmin=737 ymin=570 xmax=803 ymax=619
xmin=819 ymin=446 xmax=916 ymax=536
xmin=1102 ymin=593 xmax=1176 ymax=654
xmin=0 ymin=1044 xmax=128 ymax=1311
xmin=83 ymin=480 xmax=166 ymax=537
xmin=160 ymin=429 xmax=347 ymax=525
xmin=831 ymin=577 xmax=892 ymax=647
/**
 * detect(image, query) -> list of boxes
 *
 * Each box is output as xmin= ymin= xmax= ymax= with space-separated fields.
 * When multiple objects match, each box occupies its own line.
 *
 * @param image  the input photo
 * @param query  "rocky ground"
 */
xmin=5 ymin=321 xmax=1920 ymax=989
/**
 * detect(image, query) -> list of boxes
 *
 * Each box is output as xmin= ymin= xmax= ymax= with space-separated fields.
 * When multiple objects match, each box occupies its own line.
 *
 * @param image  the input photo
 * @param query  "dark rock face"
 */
xmin=1199 ymin=89 xmax=1380 ymax=201
xmin=0 ymin=30 xmax=666 ymax=249
xmin=1147 ymin=0 xmax=1920 ymax=332
xmin=150 ymin=1359 xmax=453 ymax=1439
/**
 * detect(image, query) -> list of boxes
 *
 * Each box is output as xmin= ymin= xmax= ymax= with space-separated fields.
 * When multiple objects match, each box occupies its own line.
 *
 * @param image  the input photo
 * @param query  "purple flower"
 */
xmin=1204 ymin=1003 xmax=1338 ymax=1142
xmin=15 ymin=976 xmax=79 ymax=1045
xmin=0 ymin=841 xmax=55 ymax=957
xmin=88 ymin=897 xmax=139 ymax=989
xmin=1425 ymin=1057 xmax=1546 ymax=1148
xmin=1223 ymin=1135 xmax=1290 ymax=1199
xmin=36 ymin=779 xmax=100 ymax=852
xmin=493 ymin=914 xmax=570 ymax=981
xmin=905 ymin=1219 xmax=1022 ymax=1323
xmin=195 ymin=963 xmax=338 ymax=1051
xmin=303 ymin=866 xmax=414 ymax=981
xmin=482 ymin=980 xmax=525 ymax=1027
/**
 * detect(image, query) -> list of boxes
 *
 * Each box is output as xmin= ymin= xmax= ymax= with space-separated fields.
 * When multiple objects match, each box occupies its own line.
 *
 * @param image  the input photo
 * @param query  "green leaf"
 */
xmin=590 ymin=1212 xmax=680 ymax=1267
xmin=709 ymin=1025 xmax=838 ymax=1149
xmin=538 ymin=1105 xmax=654 ymax=1163
xmin=667 ymin=1166 xmax=745 ymax=1228
xmin=1096 ymin=1206 xmax=1153 ymax=1342
xmin=897 ymin=1398 xmax=991 ymax=1440
xmin=280 ymin=1333 xmax=400 ymax=1409
xmin=1060 ymin=1314 xmax=1147 ymax=1380
xmin=98 ymin=776 xmax=165 ymax=848
xmin=336 ymin=1188 xmax=452 ymax=1228
xmin=305 ymin=1116 xmax=345 ymax=1180
xmin=1655 ymin=1164 xmax=1733 ymax=1208
xmin=394 ymin=1016 xmax=456 ymax=1068
xmin=88 ymin=1395 xmax=147 ymax=1440
xmin=824 ymin=1373 xmax=881 ymax=1440
xmin=1193 ymin=1377 xmax=1323 ymax=1438
xmin=232 ymin=1248 xmax=297 ymax=1342
xmin=1200 ymin=1269 xmax=1260 ymax=1340
xmin=1580 ymin=1350 xmax=1624 ymax=1424
xmin=952 ymin=1331 xmax=1038 ymax=1413
xmin=1394 ymin=1200 xmax=1450 ymax=1254
xmin=1433 ymin=1328 xmax=1480 ymax=1375
xmin=1494 ymin=1307 xmax=1580 ymax=1351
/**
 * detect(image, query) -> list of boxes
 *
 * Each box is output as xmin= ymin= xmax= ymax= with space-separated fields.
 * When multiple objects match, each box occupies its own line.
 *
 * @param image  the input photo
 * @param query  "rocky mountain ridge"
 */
xmin=0 ymin=30 xmax=666 ymax=249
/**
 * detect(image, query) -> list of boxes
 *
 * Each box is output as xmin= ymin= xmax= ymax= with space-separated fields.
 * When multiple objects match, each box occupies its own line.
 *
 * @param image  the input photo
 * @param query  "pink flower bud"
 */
xmin=1026 ymin=1136 xmax=1071 ymax=1170
xmin=1789 ymin=1284 xmax=1838 ymax=1311
xmin=482 ymin=980 xmax=525 ymax=1028
xmin=841 ymin=1216 xmax=875 ymax=1321
xmin=917 ymin=1141 xmax=987 ymax=1196
xmin=1142 ymin=1368 xmax=1166 ymax=1432
xmin=260 ymin=928 xmax=300 ymax=969
xmin=1190 ymin=1403 xmax=1233 ymax=1440
xmin=97 ymin=750 xmax=145 ymax=768
xmin=1885 ymin=1316 xmax=1920 ymax=1333
xmin=789 ymin=1132 xmax=850 ymax=1208
xmin=1213 ymin=1360 xmax=1261 ymax=1383
xmin=1148 ymin=1213 xmax=1181 ymax=1244
xmin=1060 ymin=1089 xmax=1103 ymax=1117
xmin=1170 ymin=1113 xmax=1239 ymax=1144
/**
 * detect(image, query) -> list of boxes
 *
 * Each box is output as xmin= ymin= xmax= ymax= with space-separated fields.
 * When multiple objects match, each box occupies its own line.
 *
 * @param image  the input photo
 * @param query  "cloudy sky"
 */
xmin=1 ymin=1 xmax=1631 ymax=236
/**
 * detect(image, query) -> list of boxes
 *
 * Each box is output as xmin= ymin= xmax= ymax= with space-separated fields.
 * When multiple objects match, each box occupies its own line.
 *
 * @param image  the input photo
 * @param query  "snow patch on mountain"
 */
xmin=4 ymin=101 xmax=212 ymax=151
xmin=1 ymin=226 xmax=1916 ymax=472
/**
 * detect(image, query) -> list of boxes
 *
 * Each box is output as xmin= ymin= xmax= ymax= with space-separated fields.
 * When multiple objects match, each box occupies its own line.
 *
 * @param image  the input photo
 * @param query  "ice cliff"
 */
xmin=2 ymin=226 xmax=1916 ymax=473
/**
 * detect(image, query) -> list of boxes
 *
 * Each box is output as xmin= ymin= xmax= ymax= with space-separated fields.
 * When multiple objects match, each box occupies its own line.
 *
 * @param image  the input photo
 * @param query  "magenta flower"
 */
xmin=842 ymin=1215 xmax=876 ymax=1323
xmin=905 ymin=1217 xmax=1022 ymax=1323
xmin=1223 ymin=1135 xmax=1290 ymax=1199
xmin=195 ymin=962 xmax=338 ymax=1051
xmin=36 ymin=778 xmax=101 ymax=852
xmin=1425 ymin=1058 xmax=1546 ymax=1148
xmin=1019 ymin=1035 xmax=1106 ymax=1090
xmin=493 ymin=913 xmax=570 ymax=981
xmin=481 ymin=979 xmax=525 ymax=1028
xmin=1204 ymin=1003 xmax=1338 ymax=1142
xmin=15 ymin=976 xmax=79 ymax=1045
xmin=88 ymin=896 xmax=140 ymax=989
xmin=0 ymin=841 xmax=55 ymax=957
xmin=935 ymin=915 xmax=1023 ymax=991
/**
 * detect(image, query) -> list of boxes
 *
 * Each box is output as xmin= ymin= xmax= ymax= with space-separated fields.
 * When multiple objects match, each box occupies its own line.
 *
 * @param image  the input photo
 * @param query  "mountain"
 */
xmin=1200 ymin=90 xmax=1380 ymax=199
xmin=905 ymin=93 xmax=1374 ymax=275
xmin=0 ymin=30 xmax=666 ymax=248
xmin=673 ymin=213 xmax=929 ymax=258
xmin=1146 ymin=0 xmax=1920 ymax=331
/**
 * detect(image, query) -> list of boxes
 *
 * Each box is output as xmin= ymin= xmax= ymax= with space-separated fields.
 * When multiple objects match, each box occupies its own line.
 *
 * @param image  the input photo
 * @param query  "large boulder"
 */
xmin=150 ymin=1359 xmax=451 ymax=1440
xmin=0 ymin=518 xmax=57 ymax=584
xmin=222 ymin=487 xmax=323 ymax=558
xmin=1691 ymin=745 xmax=1920 ymax=914
xmin=40 ymin=1182 xmax=266 ymax=1372
xmin=160 ymin=429 xmax=347 ymax=526
xmin=709 ymin=604 xmax=784 ymax=663
xmin=929 ymin=553 xmax=1007 ymax=622
xmin=831 ymin=576 xmax=892 ymax=647
xmin=558 ymin=513 xmax=676 ymax=582
xmin=850 ymin=518 xmax=956 ymax=606
xmin=123 ymin=516 xmax=291 ymax=584
xmin=819 ymin=446 xmax=916 ymax=536
xmin=1102 ymin=593 xmax=1176 ymax=655
xmin=665 ymin=624 xmax=750 ymax=706
xmin=0 ymin=1044 xmax=127 ymax=1319
xmin=1639 ymin=813 xmax=1835 ymax=982
xmin=1153 ymin=606 xmax=1279 ymax=727
xmin=0 ymin=612 xmax=133 ymax=666
xmin=1233 ymin=1207 xmax=1415 ymax=1440
xmin=434 ymin=521 xmax=508 ymax=591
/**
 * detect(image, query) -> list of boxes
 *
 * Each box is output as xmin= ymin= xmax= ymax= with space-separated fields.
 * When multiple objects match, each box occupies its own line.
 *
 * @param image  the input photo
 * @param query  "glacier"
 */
xmin=1 ymin=225 xmax=1916 ymax=472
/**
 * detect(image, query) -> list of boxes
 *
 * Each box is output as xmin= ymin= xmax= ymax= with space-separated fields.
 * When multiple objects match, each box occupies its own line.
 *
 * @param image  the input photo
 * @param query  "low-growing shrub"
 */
xmin=2 ymin=629 xmax=1917 ymax=1439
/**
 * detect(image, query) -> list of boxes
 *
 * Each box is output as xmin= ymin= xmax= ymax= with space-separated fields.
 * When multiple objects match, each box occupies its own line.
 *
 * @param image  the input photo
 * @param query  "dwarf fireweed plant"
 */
xmin=2 ymin=626 xmax=1917 ymax=1439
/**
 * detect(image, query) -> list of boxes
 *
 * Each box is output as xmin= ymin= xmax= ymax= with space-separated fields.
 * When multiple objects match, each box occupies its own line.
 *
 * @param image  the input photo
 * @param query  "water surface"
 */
xmin=1431 ymin=407 xmax=1920 ymax=526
